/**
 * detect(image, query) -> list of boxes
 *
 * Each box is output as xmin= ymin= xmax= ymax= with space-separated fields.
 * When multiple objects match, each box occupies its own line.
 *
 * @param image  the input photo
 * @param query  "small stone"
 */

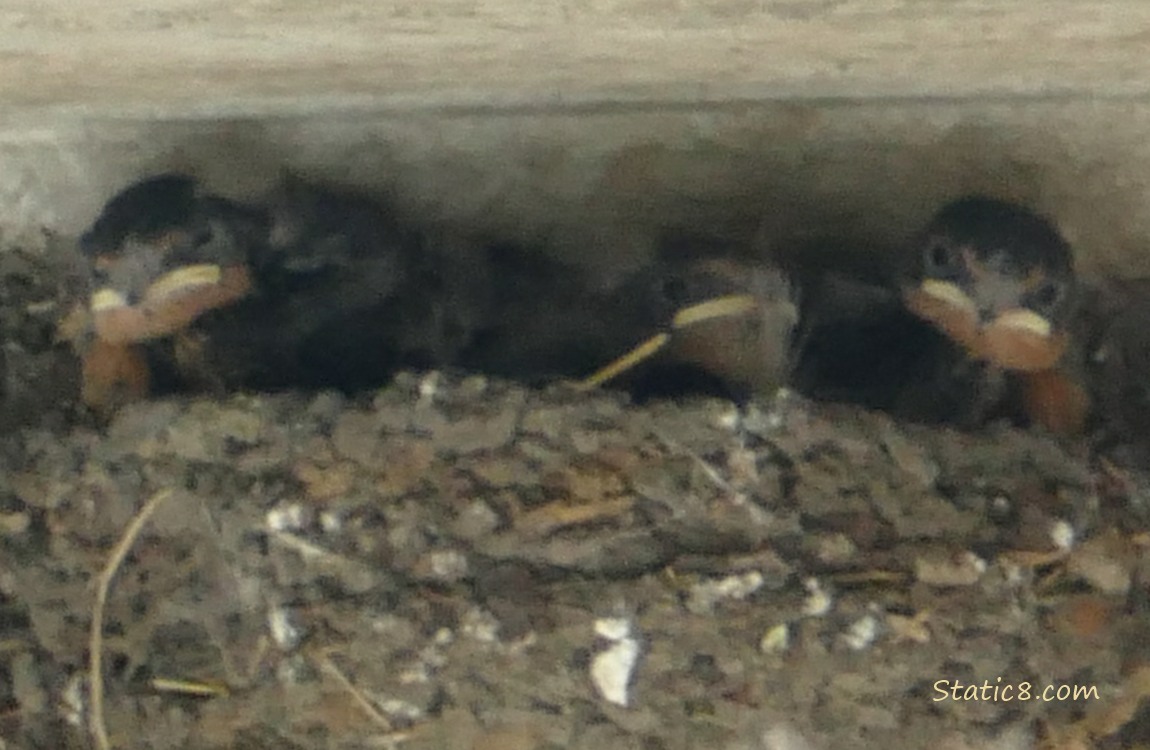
xmin=801 ymin=577 xmax=833 ymax=617
xmin=428 ymin=407 xmax=520 ymax=454
xmin=686 ymin=571 xmax=765 ymax=615
xmin=842 ymin=614 xmax=879 ymax=651
xmin=882 ymin=427 xmax=939 ymax=487
xmin=760 ymin=623 xmax=790 ymax=654
xmin=293 ymin=460 xmax=356 ymax=502
xmin=331 ymin=409 xmax=383 ymax=466
xmin=0 ymin=511 xmax=30 ymax=534
xmin=419 ymin=549 xmax=470 ymax=583
xmin=1066 ymin=531 xmax=1134 ymax=595
xmin=451 ymin=500 xmax=501 ymax=541
xmin=914 ymin=550 xmax=987 ymax=587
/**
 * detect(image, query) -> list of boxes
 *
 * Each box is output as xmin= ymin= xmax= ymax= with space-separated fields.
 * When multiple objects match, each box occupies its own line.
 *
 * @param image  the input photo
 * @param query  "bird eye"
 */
xmin=661 ymin=277 xmax=688 ymax=307
xmin=1030 ymin=280 xmax=1063 ymax=312
xmin=192 ymin=225 xmax=214 ymax=247
xmin=922 ymin=237 xmax=957 ymax=274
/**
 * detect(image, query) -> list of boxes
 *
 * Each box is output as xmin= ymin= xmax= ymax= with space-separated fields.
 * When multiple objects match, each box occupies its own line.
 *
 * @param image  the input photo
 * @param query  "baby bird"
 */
xmin=900 ymin=196 xmax=1088 ymax=434
xmin=70 ymin=174 xmax=266 ymax=411
xmin=200 ymin=175 xmax=422 ymax=391
xmin=70 ymin=172 xmax=496 ymax=405
xmin=80 ymin=173 xmax=264 ymax=345
xmin=577 ymin=254 xmax=800 ymax=399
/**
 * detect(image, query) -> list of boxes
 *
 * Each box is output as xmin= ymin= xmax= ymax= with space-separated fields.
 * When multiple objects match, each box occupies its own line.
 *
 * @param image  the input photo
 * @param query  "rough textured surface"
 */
xmin=3 ymin=373 xmax=1148 ymax=750
xmin=3 ymin=0 xmax=1150 ymax=118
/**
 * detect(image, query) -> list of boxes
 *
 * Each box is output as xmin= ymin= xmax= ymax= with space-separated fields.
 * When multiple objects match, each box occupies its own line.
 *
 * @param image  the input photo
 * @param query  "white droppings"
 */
xmin=593 ymin=616 xmax=632 ymax=641
xmin=398 ymin=661 xmax=432 ymax=685
xmin=763 ymin=387 xmax=797 ymax=431
xmin=760 ymin=623 xmax=790 ymax=654
xmin=417 ymin=371 xmax=441 ymax=403
xmin=590 ymin=617 xmax=641 ymax=708
xmin=460 ymin=606 xmax=500 ymax=643
xmin=268 ymin=606 xmax=302 ymax=651
xmin=716 ymin=404 xmax=742 ymax=430
xmin=265 ymin=503 xmax=308 ymax=532
xmin=969 ymin=551 xmax=989 ymax=574
xmin=1050 ymin=519 xmax=1075 ymax=551
xmin=319 ymin=510 xmax=342 ymax=534
xmin=428 ymin=549 xmax=469 ymax=581
xmin=686 ymin=571 xmax=765 ymax=614
xmin=915 ymin=550 xmax=988 ymax=587
xmin=801 ymin=577 xmax=833 ymax=617
xmin=60 ymin=672 xmax=85 ymax=728
xmin=842 ymin=614 xmax=879 ymax=651
xmin=379 ymin=698 xmax=424 ymax=721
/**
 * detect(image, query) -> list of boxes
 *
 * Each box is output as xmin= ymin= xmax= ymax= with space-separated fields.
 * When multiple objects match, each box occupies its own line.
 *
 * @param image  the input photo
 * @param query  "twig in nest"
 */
xmin=89 ymin=489 xmax=173 ymax=750
xmin=270 ymin=529 xmax=352 ymax=563
xmin=652 ymin=430 xmax=735 ymax=495
xmin=315 ymin=651 xmax=413 ymax=742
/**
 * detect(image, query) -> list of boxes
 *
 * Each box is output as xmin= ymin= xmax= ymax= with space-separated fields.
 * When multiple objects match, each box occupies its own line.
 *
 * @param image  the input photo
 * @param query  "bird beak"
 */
xmin=981 ymin=311 xmax=1064 ymax=371
xmin=90 ymin=288 xmax=130 ymax=313
xmin=903 ymin=280 xmax=981 ymax=354
xmin=905 ymin=279 xmax=1063 ymax=370
xmin=916 ymin=279 xmax=978 ymax=317
xmin=670 ymin=294 xmax=758 ymax=328
xmin=991 ymin=308 xmax=1052 ymax=339
xmin=143 ymin=264 xmax=223 ymax=304
xmin=90 ymin=264 xmax=252 ymax=344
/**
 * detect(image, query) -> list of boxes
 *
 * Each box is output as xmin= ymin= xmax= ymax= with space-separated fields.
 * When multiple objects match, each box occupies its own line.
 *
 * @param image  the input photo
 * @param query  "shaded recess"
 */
xmin=2 ymin=96 xmax=1149 ymax=428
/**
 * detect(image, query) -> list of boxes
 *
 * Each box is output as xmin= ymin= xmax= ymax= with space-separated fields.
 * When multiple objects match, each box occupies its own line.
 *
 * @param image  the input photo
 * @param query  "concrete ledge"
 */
xmin=4 ymin=0 xmax=1150 ymax=120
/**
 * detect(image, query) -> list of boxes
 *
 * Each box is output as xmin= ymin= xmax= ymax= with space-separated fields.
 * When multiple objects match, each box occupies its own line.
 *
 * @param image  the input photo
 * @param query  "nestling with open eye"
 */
xmin=900 ymin=196 xmax=1088 ymax=434
xmin=65 ymin=173 xmax=500 ymax=409
xmin=80 ymin=173 xmax=265 ymax=345
xmin=65 ymin=173 xmax=267 ymax=411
